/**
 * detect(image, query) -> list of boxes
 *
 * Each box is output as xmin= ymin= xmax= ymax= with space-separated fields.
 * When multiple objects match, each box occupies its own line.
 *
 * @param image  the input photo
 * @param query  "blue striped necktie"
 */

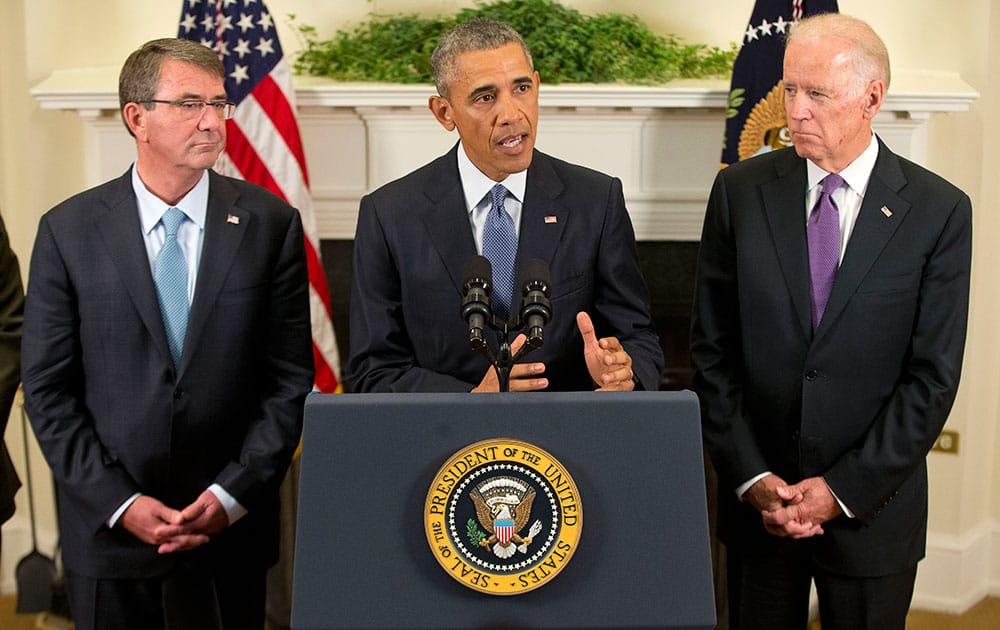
xmin=155 ymin=207 xmax=189 ymax=369
xmin=482 ymin=184 xmax=517 ymax=320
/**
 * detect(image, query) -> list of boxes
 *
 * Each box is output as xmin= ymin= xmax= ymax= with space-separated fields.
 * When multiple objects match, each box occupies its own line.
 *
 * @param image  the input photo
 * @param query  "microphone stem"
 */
xmin=495 ymin=339 xmax=514 ymax=392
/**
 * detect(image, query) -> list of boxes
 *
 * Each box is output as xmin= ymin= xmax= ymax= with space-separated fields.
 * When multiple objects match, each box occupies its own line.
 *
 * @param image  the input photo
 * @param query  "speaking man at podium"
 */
xmin=347 ymin=18 xmax=662 ymax=394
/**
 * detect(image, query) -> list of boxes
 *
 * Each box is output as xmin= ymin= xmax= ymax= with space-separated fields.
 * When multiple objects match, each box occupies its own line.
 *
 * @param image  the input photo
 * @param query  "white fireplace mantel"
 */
xmin=32 ymin=67 xmax=978 ymax=241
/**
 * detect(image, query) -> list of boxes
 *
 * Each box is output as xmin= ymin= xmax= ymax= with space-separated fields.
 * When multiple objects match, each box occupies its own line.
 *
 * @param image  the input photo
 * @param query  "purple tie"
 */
xmin=808 ymin=173 xmax=843 ymax=329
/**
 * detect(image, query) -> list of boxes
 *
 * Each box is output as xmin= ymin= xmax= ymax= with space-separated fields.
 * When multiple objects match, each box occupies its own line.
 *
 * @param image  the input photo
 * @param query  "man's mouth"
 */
xmin=498 ymin=134 xmax=525 ymax=150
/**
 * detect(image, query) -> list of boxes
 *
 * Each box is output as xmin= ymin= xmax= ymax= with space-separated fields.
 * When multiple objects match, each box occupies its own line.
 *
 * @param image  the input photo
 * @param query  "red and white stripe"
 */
xmin=215 ymin=59 xmax=341 ymax=393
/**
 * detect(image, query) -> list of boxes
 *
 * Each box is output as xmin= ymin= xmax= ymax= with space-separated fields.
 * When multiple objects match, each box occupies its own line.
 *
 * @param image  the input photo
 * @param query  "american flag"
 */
xmin=178 ymin=0 xmax=340 ymax=393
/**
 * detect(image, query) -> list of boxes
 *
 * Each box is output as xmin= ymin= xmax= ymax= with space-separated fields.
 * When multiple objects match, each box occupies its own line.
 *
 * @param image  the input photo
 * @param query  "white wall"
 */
xmin=2 ymin=0 xmax=998 ymax=609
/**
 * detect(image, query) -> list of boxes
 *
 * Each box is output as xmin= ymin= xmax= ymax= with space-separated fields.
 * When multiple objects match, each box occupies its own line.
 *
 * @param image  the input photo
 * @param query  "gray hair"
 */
xmin=118 ymin=38 xmax=225 ymax=134
xmin=431 ymin=18 xmax=534 ymax=98
xmin=787 ymin=13 xmax=891 ymax=95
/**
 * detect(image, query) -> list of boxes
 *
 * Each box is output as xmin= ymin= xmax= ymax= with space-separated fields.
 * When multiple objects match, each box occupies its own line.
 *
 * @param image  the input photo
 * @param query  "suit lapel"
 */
xmin=418 ymin=148 xmax=567 ymax=308
xmin=181 ymin=172 xmax=248 ymax=374
xmin=818 ymin=142 xmax=910 ymax=336
xmin=761 ymin=152 xmax=813 ymax=339
xmin=516 ymin=152 xmax=566 ymax=306
xmin=92 ymin=171 xmax=175 ymax=367
xmin=421 ymin=146 xmax=478 ymax=294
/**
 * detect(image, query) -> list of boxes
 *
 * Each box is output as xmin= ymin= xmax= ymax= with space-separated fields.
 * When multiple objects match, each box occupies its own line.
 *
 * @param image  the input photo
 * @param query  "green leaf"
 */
xmin=290 ymin=0 xmax=736 ymax=85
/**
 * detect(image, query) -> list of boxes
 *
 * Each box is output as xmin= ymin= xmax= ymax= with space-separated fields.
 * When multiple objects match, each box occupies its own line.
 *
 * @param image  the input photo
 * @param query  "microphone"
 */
xmin=461 ymin=256 xmax=493 ymax=351
xmin=520 ymin=258 xmax=551 ymax=348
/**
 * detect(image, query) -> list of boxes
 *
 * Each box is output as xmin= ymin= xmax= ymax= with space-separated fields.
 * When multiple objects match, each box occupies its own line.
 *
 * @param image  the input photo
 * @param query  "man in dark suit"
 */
xmin=21 ymin=39 xmax=313 ymax=630
xmin=691 ymin=13 xmax=971 ymax=630
xmin=348 ymin=19 xmax=662 ymax=393
xmin=0 ymin=212 xmax=23 ymax=542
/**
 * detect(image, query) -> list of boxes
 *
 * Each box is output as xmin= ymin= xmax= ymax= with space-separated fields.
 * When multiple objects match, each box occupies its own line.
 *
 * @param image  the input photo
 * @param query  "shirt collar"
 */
xmin=457 ymin=141 xmax=528 ymax=211
xmin=132 ymin=166 xmax=210 ymax=234
xmin=806 ymin=133 xmax=879 ymax=196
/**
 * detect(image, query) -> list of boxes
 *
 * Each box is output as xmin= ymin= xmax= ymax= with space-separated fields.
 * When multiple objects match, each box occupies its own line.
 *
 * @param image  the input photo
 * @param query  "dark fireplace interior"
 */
xmin=321 ymin=240 xmax=698 ymax=392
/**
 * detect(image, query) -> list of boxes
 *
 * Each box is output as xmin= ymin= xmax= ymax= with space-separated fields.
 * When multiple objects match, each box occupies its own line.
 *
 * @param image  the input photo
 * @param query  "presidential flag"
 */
xmin=178 ymin=0 xmax=341 ymax=393
xmin=720 ymin=0 xmax=839 ymax=167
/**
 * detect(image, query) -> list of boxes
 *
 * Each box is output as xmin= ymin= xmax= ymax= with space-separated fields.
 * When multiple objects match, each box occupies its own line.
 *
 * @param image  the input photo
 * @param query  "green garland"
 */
xmin=292 ymin=0 xmax=736 ymax=85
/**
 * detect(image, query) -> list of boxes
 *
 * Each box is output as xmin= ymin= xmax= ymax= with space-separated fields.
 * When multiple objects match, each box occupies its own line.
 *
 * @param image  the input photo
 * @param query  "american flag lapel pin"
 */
xmin=227 ymin=214 xmax=240 ymax=225
xmin=544 ymin=215 xmax=558 ymax=224
xmin=880 ymin=206 xmax=893 ymax=218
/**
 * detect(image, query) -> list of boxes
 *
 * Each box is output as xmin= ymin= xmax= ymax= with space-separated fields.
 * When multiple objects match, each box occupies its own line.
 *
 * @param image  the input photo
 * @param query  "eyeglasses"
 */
xmin=141 ymin=99 xmax=236 ymax=120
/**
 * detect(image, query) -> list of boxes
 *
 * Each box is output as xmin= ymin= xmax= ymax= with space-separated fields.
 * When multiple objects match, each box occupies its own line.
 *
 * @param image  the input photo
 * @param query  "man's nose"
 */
xmin=496 ymin=92 xmax=521 ymax=124
xmin=786 ymin=93 xmax=809 ymax=120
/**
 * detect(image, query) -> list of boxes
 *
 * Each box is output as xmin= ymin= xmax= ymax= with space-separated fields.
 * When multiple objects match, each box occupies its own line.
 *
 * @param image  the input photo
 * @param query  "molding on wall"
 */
xmin=31 ymin=67 xmax=978 ymax=242
xmin=31 ymin=67 xmax=980 ymax=113
xmin=914 ymin=519 xmax=1000 ymax=613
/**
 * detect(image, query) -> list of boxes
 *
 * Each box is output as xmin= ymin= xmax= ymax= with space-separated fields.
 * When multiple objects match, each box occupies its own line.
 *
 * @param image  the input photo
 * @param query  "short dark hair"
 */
xmin=431 ymin=18 xmax=533 ymax=98
xmin=118 ymin=38 xmax=225 ymax=134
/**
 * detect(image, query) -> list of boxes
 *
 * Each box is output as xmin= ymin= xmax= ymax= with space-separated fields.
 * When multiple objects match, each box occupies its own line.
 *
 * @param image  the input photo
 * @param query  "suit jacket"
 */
xmin=691 ymin=140 xmax=971 ymax=577
xmin=22 ymin=169 xmax=314 ymax=578
xmin=347 ymin=146 xmax=662 ymax=393
xmin=0 ymin=212 xmax=23 ymax=524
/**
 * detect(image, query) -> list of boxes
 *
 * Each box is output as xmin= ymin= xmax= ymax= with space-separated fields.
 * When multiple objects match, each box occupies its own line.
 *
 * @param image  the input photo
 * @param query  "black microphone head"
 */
xmin=522 ymin=258 xmax=550 ymax=293
xmin=520 ymin=258 xmax=551 ymax=345
xmin=463 ymin=255 xmax=492 ymax=293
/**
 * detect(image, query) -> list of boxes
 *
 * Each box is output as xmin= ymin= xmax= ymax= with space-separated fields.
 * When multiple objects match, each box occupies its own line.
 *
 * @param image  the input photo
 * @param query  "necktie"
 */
xmin=807 ymin=173 xmax=844 ymax=329
xmin=155 ymin=207 xmax=189 ymax=369
xmin=482 ymin=184 xmax=517 ymax=320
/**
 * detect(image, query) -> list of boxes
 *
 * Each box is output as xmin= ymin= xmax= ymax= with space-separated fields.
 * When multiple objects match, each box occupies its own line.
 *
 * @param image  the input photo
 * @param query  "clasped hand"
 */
xmin=119 ymin=490 xmax=230 ymax=554
xmin=472 ymin=311 xmax=636 ymax=392
xmin=745 ymin=474 xmax=842 ymax=539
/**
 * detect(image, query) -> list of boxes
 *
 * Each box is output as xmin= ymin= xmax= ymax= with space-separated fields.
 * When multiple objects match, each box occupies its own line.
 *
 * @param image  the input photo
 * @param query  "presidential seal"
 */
xmin=424 ymin=439 xmax=582 ymax=595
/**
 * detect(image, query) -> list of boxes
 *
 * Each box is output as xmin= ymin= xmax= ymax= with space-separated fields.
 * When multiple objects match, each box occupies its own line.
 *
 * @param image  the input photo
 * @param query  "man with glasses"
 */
xmin=22 ymin=38 xmax=314 ymax=629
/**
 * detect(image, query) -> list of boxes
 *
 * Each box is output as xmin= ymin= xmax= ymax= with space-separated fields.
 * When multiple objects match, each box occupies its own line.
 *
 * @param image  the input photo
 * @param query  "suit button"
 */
xmin=173 ymin=387 xmax=184 ymax=399
xmin=804 ymin=369 xmax=818 ymax=381
xmin=791 ymin=430 xmax=800 ymax=441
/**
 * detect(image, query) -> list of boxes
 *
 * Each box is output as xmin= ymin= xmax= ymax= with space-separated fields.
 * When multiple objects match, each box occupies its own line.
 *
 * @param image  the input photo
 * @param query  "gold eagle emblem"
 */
xmin=470 ymin=476 xmax=543 ymax=558
xmin=738 ymin=81 xmax=792 ymax=161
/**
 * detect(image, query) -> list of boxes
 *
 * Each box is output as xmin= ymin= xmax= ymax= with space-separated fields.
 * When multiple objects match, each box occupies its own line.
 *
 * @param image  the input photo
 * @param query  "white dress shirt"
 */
xmin=457 ymin=141 xmax=527 ymax=252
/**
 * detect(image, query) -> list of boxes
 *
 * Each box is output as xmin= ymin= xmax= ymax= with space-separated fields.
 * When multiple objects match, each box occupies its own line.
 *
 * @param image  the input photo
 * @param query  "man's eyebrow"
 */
xmin=466 ymin=76 xmax=534 ymax=102
xmin=174 ymin=91 xmax=229 ymax=101
xmin=467 ymin=83 xmax=498 ymax=102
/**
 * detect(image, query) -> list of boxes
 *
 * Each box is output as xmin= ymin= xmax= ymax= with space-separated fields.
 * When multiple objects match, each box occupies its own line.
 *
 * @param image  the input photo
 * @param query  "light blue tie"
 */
xmin=482 ymin=184 xmax=517 ymax=320
xmin=155 ymin=207 xmax=189 ymax=369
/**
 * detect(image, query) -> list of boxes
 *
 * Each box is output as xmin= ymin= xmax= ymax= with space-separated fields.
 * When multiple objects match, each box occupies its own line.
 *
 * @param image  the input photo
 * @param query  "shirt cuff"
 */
xmin=736 ymin=472 xmax=771 ymax=500
xmin=108 ymin=492 xmax=141 ymax=528
xmin=209 ymin=483 xmax=248 ymax=525
xmin=823 ymin=478 xmax=855 ymax=518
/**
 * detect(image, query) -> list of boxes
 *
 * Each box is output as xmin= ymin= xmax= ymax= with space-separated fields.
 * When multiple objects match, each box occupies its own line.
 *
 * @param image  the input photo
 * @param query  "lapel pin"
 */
xmin=880 ymin=206 xmax=893 ymax=218
xmin=227 ymin=214 xmax=240 ymax=225
xmin=544 ymin=215 xmax=558 ymax=224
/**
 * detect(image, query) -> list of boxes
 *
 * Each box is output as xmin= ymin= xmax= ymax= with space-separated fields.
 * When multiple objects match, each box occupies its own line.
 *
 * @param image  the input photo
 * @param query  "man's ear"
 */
xmin=428 ymin=95 xmax=456 ymax=132
xmin=862 ymin=80 xmax=885 ymax=120
xmin=122 ymin=102 xmax=148 ymax=140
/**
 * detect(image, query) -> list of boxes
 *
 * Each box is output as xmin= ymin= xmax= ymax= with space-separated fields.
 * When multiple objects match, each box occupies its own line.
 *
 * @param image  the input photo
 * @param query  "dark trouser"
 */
xmin=65 ymin=562 xmax=267 ymax=630
xmin=727 ymin=542 xmax=917 ymax=630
